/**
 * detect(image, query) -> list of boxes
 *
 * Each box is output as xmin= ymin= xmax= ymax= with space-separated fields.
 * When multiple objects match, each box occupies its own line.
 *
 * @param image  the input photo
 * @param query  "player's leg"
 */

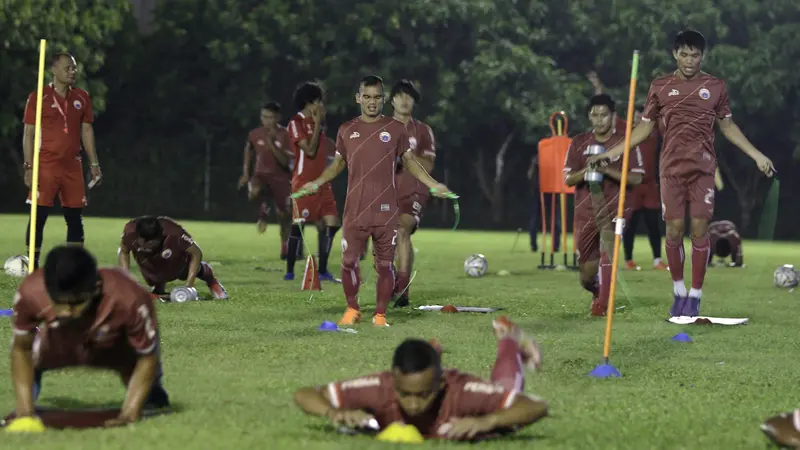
xmin=491 ymin=316 xmax=542 ymax=379
xmin=594 ymin=210 xmax=616 ymax=317
xmin=622 ymin=208 xmax=641 ymax=268
xmin=60 ymin=161 xmax=88 ymax=248
xmin=248 ymin=176 xmax=269 ymax=234
xmin=24 ymin=167 xmax=59 ymax=269
xmin=642 ymin=183 xmax=666 ymax=269
xmin=684 ymin=174 xmax=715 ymax=316
xmin=661 ymin=176 xmax=689 ymax=316
xmin=196 ymin=261 xmax=228 ymax=299
xmin=529 ymin=191 xmax=539 ymax=252
xmin=575 ymin=219 xmax=602 ymax=314
xmin=266 ymin=177 xmax=292 ymax=258
xmin=394 ymin=197 xmax=421 ymax=307
xmin=317 ymin=188 xmax=341 ymax=281
xmin=285 ymin=196 xmax=313 ymax=280
xmin=370 ymin=226 xmax=399 ymax=327
xmin=339 ymin=225 xmax=369 ymax=325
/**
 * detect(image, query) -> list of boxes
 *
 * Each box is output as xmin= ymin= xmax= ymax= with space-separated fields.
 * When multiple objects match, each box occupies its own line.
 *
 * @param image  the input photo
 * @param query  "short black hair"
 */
xmin=293 ymin=82 xmax=324 ymax=111
xmin=358 ymin=74 xmax=384 ymax=92
xmin=390 ymin=79 xmax=420 ymax=103
xmin=135 ymin=216 xmax=163 ymax=240
xmin=715 ymin=237 xmax=732 ymax=257
xmin=50 ymin=52 xmax=74 ymax=67
xmin=673 ymin=29 xmax=706 ymax=53
xmin=43 ymin=246 xmax=98 ymax=303
xmin=588 ymin=94 xmax=616 ymax=114
xmin=262 ymin=102 xmax=281 ymax=113
xmin=392 ymin=339 xmax=441 ymax=374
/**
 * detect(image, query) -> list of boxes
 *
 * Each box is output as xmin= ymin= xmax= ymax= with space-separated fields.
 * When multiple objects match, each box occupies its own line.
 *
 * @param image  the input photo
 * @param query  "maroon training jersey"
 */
xmin=709 ymin=220 xmax=743 ymax=265
xmin=396 ymin=119 xmax=436 ymax=198
xmin=326 ymin=370 xmax=518 ymax=439
xmin=121 ymin=216 xmax=196 ymax=283
xmin=335 ymin=116 xmax=413 ymax=227
xmin=288 ymin=112 xmax=328 ymax=187
xmin=563 ymin=129 xmax=645 ymax=221
xmin=23 ymin=84 xmax=94 ymax=163
xmin=12 ymin=268 xmax=159 ymax=355
xmin=248 ymin=126 xmax=292 ymax=179
xmin=616 ymin=117 xmax=659 ymax=184
xmin=641 ymin=72 xmax=731 ymax=177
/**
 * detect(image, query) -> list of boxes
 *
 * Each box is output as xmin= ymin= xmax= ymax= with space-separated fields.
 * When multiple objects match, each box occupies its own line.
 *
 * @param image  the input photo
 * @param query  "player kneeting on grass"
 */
xmin=296 ymin=75 xmax=452 ymax=327
xmin=707 ymin=220 xmax=743 ymax=267
xmin=117 ymin=216 xmax=228 ymax=300
xmin=22 ymin=52 xmax=103 ymax=270
xmin=589 ymin=30 xmax=774 ymax=317
xmin=564 ymin=94 xmax=644 ymax=316
xmin=286 ymin=82 xmax=342 ymax=282
xmin=238 ymin=102 xmax=294 ymax=258
xmin=390 ymin=80 xmax=437 ymax=307
xmin=10 ymin=246 xmax=170 ymax=428
xmin=294 ymin=316 xmax=546 ymax=440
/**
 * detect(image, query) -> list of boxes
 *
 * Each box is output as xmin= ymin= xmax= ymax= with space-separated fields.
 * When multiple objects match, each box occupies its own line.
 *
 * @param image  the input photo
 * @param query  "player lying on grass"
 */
xmin=761 ymin=409 xmax=800 ymax=448
xmin=294 ymin=316 xmax=546 ymax=440
xmin=118 ymin=216 xmax=228 ymax=301
xmin=10 ymin=246 xmax=170 ymax=430
xmin=563 ymin=94 xmax=644 ymax=316
xmin=706 ymin=220 xmax=743 ymax=267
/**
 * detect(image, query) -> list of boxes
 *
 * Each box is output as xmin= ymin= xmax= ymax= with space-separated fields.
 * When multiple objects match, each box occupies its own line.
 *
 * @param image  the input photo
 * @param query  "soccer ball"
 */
xmin=773 ymin=264 xmax=798 ymax=288
xmin=4 ymin=255 xmax=30 ymax=278
xmin=464 ymin=254 xmax=488 ymax=278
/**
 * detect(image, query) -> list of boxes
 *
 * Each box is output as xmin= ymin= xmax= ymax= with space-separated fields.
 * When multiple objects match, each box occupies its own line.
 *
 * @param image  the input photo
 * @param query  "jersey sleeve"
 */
xmin=23 ymin=92 xmax=37 ymax=125
xmin=450 ymin=377 xmax=518 ymax=418
xmin=641 ymin=82 xmax=660 ymax=122
xmin=81 ymin=92 xmax=95 ymax=123
xmin=334 ymin=126 xmax=347 ymax=162
xmin=417 ymin=124 xmax=436 ymax=159
xmin=125 ymin=290 xmax=159 ymax=355
xmin=162 ymin=221 xmax=195 ymax=252
xmin=630 ymin=146 xmax=646 ymax=174
xmin=398 ymin=128 xmax=413 ymax=158
xmin=563 ymin=139 xmax=584 ymax=177
xmin=715 ymin=81 xmax=732 ymax=119
xmin=11 ymin=290 xmax=42 ymax=336
xmin=288 ymin=117 xmax=310 ymax=145
xmin=325 ymin=373 xmax=387 ymax=411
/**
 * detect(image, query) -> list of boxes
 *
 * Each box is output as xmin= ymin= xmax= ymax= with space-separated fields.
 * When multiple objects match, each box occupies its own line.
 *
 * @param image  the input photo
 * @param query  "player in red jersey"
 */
xmin=238 ymin=102 xmax=293 ymax=258
xmin=10 ymin=246 xmax=170 ymax=429
xmin=707 ymin=220 xmax=743 ymax=267
xmin=294 ymin=316 xmax=546 ymax=440
xmin=22 ymin=52 xmax=102 ymax=270
xmin=295 ymin=75 xmax=452 ymax=327
xmin=390 ymin=80 xmax=437 ymax=307
xmin=118 ymin=216 xmax=228 ymax=300
xmin=564 ymin=95 xmax=644 ymax=316
xmin=286 ymin=82 xmax=341 ymax=283
xmin=590 ymin=30 xmax=774 ymax=317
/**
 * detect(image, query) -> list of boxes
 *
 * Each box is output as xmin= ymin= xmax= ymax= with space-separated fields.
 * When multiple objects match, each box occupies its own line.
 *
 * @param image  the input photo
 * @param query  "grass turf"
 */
xmin=0 ymin=213 xmax=797 ymax=449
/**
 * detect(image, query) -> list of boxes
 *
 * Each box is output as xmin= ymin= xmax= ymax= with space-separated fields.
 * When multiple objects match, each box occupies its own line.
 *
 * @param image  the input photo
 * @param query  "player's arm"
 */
xmin=240 ymin=139 xmax=254 ymax=184
xmin=118 ymin=241 xmax=132 ymax=271
xmin=597 ymin=166 xmax=643 ymax=185
xmin=267 ymin=136 xmax=290 ymax=167
xmin=401 ymin=152 xmax=445 ymax=191
xmin=527 ymin=154 xmax=537 ymax=180
xmin=294 ymin=385 xmax=337 ymax=417
xmin=714 ymin=168 xmax=724 ymax=190
xmin=308 ymin=154 xmax=346 ymax=188
xmin=21 ymin=93 xmax=35 ymax=179
xmin=716 ymin=117 xmax=774 ymax=173
xmin=479 ymin=394 xmax=548 ymax=432
xmin=297 ymin=120 xmax=323 ymax=158
xmin=81 ymin=122 xmax=100 ymax=168
xmin=11 ymin=332 xmax=36 ymax=418
xmin=118 ymin=295 xmax=160 ymax=423
xmin=602 ymin=121 xmax=655 ymax=161
xmin=563 ymin=143 xmax=586 ymax=187
xmin=184 ymin=243 xmax=203 ymax=288
xmin=294 ymin=379 xmax=378 ymax=428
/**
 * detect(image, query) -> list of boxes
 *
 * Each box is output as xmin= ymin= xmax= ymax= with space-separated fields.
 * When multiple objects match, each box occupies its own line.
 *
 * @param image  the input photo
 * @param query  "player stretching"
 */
xmin=390 ymin=80 xmax=436 ymax=307
xmin=22 ymin=52 xmax=102 ymax=270
xmin=706 ymin=220 xmax=743 ymax=267
xmin=10 ymin=247 xmax=170 ymax=429
xmin=590 ymin=30 xmax=774 ymax=317
xmin=294 ymin=316 xmax=546 ymax=440
xmin=564 ymin=94 xmax=644 ymax=316
xmin=118 ymin=216 xmax=228 ymax=301
xmin=286 ymin=82 xmax=341 ymax=282
xmin=238 ymin=102 xmax=293 ymax=259
xmin=296 ymin=75 xmax=452 ymax=327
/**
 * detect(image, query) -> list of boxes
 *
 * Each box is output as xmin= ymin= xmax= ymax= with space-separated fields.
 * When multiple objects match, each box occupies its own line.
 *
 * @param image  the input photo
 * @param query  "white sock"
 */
xmin=673 ymin=280 xmax=687 ymax=297
xmin=653 ymin=257 xmax=662 ymax=266
xmin=689 ymin=288 xmax=702 ymax=299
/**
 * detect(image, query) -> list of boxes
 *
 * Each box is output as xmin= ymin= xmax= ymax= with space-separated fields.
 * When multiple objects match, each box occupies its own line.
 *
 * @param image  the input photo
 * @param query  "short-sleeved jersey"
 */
xmin=563 ymin=129 xmax=645 ymax=220
xmin=709 ymin=220 xmax=743 ymax=265
xmin=641 ymin=72 xmax=731 ymax=177
xmin=617 ymin=117 xmax=659 ymax=184
xmin=23 ymin=84 xmax=94 ymax=163
xmin=121 ymin=217 xmax=195 ymax=282
xmin=395 ymin=119 xmax=436 ymax=198
xmin=335 ymin=116 xmax=413 ymax=227
xmin=326 ymin=369 xmax=518 ymax=439
xmin=12 ymin=268 xmax=159 ymax=355
xmin=288 ymin=112 xmax=328 ymax=187
xmin=248 ymin=126 xmax=292 ymax=179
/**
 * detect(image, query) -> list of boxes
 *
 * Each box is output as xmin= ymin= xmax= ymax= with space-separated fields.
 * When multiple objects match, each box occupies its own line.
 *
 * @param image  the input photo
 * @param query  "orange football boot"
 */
xmin=208 ymin=280 xmax=229 ymax=299
xmin=654 ymin=260 xmax=669 ymax=270
xmin=625 ymin=260 xmax=640 ymax=270
xmin=338 ymin=307 xmax=361 ymax=326
xmin=372 ymin=313 xmax=389 ymax=327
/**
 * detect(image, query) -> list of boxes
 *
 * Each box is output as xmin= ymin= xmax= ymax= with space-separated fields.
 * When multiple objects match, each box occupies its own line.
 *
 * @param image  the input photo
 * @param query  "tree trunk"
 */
xmin=473 ymin=132 xmax=515 ymax=224
xmin=719 ymin=155 xmax=767 ymax=235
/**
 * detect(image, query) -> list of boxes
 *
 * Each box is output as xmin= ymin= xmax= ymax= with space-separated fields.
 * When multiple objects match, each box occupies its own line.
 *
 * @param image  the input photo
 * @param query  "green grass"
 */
xmin=0 ymin=213 xmax=798 ymax=449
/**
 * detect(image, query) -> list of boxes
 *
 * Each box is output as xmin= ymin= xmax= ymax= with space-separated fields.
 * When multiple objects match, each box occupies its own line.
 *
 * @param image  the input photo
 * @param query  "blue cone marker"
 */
xmin=672 ymin=332 xmax=693 ymax=343
xmin=318 ymin=321 xmax=339 ymax=332
xmin=0 ymin=309 xmax=12 ymax=317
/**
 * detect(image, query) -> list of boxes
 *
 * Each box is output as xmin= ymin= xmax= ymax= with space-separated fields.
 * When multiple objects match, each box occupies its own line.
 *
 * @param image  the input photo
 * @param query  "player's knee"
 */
xmin=63 ymin=207 xmax=84 ymax=243
xmin=375 ymin=258 xmax=394 ymax=274
xmin=322 ymin=215 xmax=340 ymax=227
xmin=341 ymin=253 xmax=359 ymax=269
xmin=665 ymin=220 xmax=684 ymax=241
xmin=689 ymin=219 xmax=709 ymax=239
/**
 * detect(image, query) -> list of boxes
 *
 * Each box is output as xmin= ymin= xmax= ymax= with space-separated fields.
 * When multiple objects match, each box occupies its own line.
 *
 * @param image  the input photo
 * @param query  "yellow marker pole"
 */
xmin=28 ymin=39 xmax=47 ymax=271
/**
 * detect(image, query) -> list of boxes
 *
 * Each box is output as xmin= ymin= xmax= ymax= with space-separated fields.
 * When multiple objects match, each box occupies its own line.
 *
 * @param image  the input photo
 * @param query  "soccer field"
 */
xmin=0 ymin=214 xmax=798 ymax=449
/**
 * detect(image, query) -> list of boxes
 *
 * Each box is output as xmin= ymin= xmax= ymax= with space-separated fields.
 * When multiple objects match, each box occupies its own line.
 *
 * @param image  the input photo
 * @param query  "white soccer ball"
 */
xmin=464 ymin=254 xmax=488 ymax=278
xmin=4 ymin=255 xmax=30 ymax=278
xmin=773 ymin=264 xmax=798 ymax=288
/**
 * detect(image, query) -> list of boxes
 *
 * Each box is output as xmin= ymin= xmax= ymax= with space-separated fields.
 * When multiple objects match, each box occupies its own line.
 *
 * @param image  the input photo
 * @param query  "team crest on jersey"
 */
xmin=73 ymin=100 xmax=82 ymax=109
xmin=257 ymin=140 xmax=265 ymax=146
xmin=698 ymin=88 xmax=711 ymax=100
xmin=302 ymin=208 xmax=310 ymax=218
xmin=161 ymin=249 xmax=173 ymax=259
xmin=379 ymin=131 xmax=391 ymax=142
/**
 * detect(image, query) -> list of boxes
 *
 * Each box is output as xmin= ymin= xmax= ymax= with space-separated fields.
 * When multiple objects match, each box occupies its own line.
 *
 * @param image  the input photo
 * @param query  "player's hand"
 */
xmin=586 ymin=153 xmax=612 ymax=167
xmin=438 ymin=415 xmax=496 ymax=440
xmin=238 ymin=174 xmax=250 ymax=189
xmin=104 ymin=415 xmax=135 ymax=428
xmin=292 ymin=182 xmax=319 ymax=198
xmin=89 ymin=165 xmax=102 ymax=189
xmin=326 ymin=409 xmax=375 ymax=429
xmin=429 ymin=183 xmax=456 ymax=199
xmin=24 ymin=169 xmax=32 ymax=188
xmin=753 ymin=153 xmax=775 ymax=177
xmin=312 ymin=103 xmax=326 ymax=124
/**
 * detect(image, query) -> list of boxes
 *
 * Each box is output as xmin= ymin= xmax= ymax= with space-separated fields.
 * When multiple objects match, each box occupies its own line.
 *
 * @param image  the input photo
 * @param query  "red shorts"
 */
xmin=341 ymin=224 xmax=397 ymax=264
xmin=629 ymin=182 xmax=660 ymax=211
xmin=574 ymin=201 xmax=631 ymax=264
xmin=250 ymin=173 xmax=291 ymax=214
xmin=660 ymin=173 xmax=715 ymax=221
xmin=33 ymin=326 xmax=139 ymax=376
xmin=291 ymin=184 xmax=338 ymax=223
xmin=398 ymin=192 xmax=428 ymax=231
xmin=27 ymin=159 xmax=86 ymax=208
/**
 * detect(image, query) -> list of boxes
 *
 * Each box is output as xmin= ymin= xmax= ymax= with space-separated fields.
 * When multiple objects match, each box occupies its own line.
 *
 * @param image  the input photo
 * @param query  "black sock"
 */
xmin=25 ymin=206 xmax=51 ymax=269
xmin=286 ymin=225 xmax=303 ymax=274
xmin=643 ymin=208 xmax=662 ymax=259
xmin=318 ymin=226 xmax=340 ymax=273
xmin=623 ymin=210 xmax=641 ymax=261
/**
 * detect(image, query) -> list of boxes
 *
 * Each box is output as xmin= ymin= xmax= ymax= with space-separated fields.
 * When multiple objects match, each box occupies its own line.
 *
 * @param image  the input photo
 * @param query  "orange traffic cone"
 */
xmin=302 ymin=255 xmax=321 ymax=291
